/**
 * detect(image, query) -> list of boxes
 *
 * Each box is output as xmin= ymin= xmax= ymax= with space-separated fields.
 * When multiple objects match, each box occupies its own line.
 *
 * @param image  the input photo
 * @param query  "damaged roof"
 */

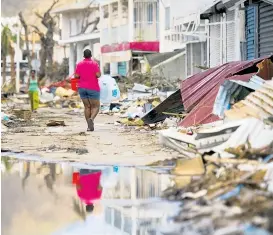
xmin=145 ymin=49 xmax=185 ymax=68
xmin=225 ymin=80 xmax=273 ymax=120
xmin=179 ymin=56 xmax=273 ymax=127
xmin=142 ymin=89 xmax=184 ymax=124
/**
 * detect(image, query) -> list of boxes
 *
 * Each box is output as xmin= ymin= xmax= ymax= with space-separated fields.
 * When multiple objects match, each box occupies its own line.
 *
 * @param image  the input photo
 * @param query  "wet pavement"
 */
xmin=1 ymin=156 xmax=181 ymax=235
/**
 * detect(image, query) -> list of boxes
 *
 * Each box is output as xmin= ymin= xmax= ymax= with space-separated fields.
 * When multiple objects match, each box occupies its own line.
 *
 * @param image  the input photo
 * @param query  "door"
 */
xmin=226 ymin=10 xmax=236 ymax=62
xmin=245 ymin=5 xmax=257 ymax=60
xmin=258 ymin=2 xmax=273 ymax=57
xmin=118 ymin=62 xmax=127 ymax=76
xmin=209 ymin=14 xmax=221 ymax=67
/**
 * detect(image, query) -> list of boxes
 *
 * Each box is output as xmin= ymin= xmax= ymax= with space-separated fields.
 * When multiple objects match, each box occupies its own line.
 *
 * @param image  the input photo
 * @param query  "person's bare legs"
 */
xmin=82 ymin=98 xmax=92 ymax=130
xmin=89 ymin=99 xmax=100 ymax=120
xmin=87 ymin=99 xmax=100 ymax=131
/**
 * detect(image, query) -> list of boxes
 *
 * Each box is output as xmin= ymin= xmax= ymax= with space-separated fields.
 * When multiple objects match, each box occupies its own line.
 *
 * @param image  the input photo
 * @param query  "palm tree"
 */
xmin=1 ymin=25 xmax=16 ymax=90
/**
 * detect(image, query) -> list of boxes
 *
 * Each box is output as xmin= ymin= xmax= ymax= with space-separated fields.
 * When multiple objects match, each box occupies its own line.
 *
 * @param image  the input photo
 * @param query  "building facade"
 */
xmin=198 ymin=0 xmax=273 ymax=67
xmin=100 ymin=0 xmax=162 ymax=77
xmin=161 ymin=0 xmax=273 ymax=79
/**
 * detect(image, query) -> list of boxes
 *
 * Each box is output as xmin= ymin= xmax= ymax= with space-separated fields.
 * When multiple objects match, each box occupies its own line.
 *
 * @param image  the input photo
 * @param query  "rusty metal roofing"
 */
xmin=179 ymin=56 xmax=273 ymax=127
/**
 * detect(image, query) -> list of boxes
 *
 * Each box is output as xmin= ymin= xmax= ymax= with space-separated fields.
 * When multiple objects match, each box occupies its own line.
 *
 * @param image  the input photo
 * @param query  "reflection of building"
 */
xmin=100 ymin=0 xmax=161 ymax=77
xmin=103 ymin=168 xmax=172 ymax=235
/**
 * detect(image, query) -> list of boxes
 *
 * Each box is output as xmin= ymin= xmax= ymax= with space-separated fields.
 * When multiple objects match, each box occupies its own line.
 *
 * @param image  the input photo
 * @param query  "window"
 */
xmin=165 ymin=7 xmax=170 ymax=30
xmin=147 ymin=3 xmax=153 ymax=23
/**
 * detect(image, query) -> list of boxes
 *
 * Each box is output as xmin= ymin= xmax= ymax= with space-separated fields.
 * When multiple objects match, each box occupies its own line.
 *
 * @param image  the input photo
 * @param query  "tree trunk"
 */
xmin=19 ymin=12 xmax=32 ymax=70
xmin=47 ymin=46 xmax=54 ymax=83
xmin=10 ymin=45 xmax=16 ymax=91
xmin=2 ymin=56 xmax=7 ymax=86
xmin=39 ymin=48 xmax=47 ymax=80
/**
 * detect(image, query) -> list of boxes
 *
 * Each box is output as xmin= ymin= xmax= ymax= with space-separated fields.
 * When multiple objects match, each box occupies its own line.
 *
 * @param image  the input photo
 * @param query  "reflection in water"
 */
xmin=1 ymin=157 xmax=179 ymax=235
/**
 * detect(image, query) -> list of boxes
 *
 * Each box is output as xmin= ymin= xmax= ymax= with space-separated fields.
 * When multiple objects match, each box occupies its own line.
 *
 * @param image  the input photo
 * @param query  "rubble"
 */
xmin=149 ymin=56 xmax=273 ymax=234
xmin=46 ymin=120 xmax=66 ymax=127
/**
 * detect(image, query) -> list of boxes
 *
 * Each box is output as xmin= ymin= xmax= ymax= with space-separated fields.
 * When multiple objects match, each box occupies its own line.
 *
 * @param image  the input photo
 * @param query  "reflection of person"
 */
xmin=74 ymin=49 xmax=101 ymax=132
xmin=27 ymin=70 xmax=39 ymax=112
xmin=73 ymin=169 xmax=103 ymax=213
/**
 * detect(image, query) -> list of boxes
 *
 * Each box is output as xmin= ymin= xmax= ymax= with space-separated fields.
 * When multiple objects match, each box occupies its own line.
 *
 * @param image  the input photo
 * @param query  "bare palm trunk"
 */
xmin=9 ymin=45 xmax=16 ymax=91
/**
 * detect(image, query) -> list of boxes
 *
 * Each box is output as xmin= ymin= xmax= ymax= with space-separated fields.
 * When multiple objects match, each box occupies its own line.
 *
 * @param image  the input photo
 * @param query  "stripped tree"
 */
xmin=17 ymin=0 xmax=59 ymax=83
xmin=75 ymin=0 xmax=100 ymax=36
xmin=19 ymin=12 xmax=32 ymax=71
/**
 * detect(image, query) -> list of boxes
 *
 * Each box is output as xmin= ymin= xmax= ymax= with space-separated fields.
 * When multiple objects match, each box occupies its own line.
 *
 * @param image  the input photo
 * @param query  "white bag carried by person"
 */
xmin=99 ymin=75 xmax=120 ymax=104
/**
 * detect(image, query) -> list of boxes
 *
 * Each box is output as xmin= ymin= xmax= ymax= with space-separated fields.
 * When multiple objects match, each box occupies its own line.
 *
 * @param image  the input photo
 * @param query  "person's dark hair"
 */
xmin=86 ymin=204 xmax=94 ymax=213
xmin=31 ymin=70 xmax=36 ymax=74
xmin=83 ymin=49 xmax=92 ymax=59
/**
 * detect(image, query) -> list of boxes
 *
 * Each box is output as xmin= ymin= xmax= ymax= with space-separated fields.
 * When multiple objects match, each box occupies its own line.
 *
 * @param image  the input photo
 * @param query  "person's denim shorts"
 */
xmin=78 ymin=88 xmax=100 ymax=100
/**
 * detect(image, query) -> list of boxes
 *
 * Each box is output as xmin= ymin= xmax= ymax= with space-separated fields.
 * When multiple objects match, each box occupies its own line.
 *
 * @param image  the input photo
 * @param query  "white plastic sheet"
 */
xmin=99 ymin=75 xmax=120 ymax=104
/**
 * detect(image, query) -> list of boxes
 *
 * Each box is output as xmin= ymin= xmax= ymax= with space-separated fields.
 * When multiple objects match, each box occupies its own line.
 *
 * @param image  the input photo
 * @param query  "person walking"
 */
xmin=27 ymin=70 xmax=39 ymax=113
xmin=74 ymin=49 xmax=101 ymax=131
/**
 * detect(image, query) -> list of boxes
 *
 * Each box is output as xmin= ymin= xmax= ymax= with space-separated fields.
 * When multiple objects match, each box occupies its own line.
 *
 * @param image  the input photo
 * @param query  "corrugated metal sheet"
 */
xmin=179 ymin=55 xmax=273 ymax=127
xmin=142 ymin=89 xmax=184 ymax=124
xmin=226 ymin=9 xmax=236 ymax=62
xmin=225 ymin=80 xmax=273 ymax=120
xmin=258 ymin=2 xmax=273 ymax=57
xmin=213 ymin=74 xmax=263 ymax=118
xmin=212 ymin=118 xmax=273 ymax=155
xmin=209 ymin=14 xmax=221 ymax=67
xmin=245 ymin=5 xmax=257 ymax=60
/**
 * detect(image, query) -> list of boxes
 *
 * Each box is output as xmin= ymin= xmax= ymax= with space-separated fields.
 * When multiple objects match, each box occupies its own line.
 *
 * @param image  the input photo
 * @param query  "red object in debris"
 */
xmin=71 ymin=78 xmax=79 ymax=91
xmin=72 ymin=172 xmax=80 ymax=184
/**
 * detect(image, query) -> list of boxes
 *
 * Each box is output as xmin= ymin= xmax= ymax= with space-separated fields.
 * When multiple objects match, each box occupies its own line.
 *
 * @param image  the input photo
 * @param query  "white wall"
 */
xmin=159 ymin=0 xmax=215 ymax=53
xmin=61 ymin=9 xmax=100 ymax=41
xmin=169 ymin=0 xmax=214 ymax=19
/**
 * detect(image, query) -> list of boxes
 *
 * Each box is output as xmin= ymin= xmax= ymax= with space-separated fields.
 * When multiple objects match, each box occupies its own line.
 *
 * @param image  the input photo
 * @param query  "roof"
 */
xmin=212 ymin=74 xmax=263 ymax=118
xmin=179 ymin=55 xmax=273 ymax=127
xmin=142 ymin=89 xmax=184 ymax=124
xmin=52 ymin=0 xmax=99 ymax=14
xmin=145 ymin=49 xmax=185 ymax=68
xmin=224 ymin=80 xmax=273 ymax=120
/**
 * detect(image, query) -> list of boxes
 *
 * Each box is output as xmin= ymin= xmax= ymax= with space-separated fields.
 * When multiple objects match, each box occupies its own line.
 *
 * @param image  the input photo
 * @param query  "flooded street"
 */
xmin=1 ymin=156 xmax=181 ymax=235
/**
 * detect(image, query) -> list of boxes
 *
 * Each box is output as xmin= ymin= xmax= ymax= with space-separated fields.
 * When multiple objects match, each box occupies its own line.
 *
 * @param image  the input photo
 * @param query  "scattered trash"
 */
xmin=99 ymin=75 xmax=121 ymax=104
xmin=67 ymin=147 xmax=89 ymax=155
xmin=46 ymin=120 xmax=66 ymax=127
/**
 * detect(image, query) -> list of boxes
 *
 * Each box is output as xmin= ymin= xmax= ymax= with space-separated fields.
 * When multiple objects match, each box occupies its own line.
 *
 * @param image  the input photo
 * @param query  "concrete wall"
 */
xmin=151 ymin=54 xmax=186 ymax=81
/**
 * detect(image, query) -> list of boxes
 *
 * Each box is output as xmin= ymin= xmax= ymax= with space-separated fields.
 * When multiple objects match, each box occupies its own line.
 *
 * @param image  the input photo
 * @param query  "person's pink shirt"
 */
xmin=75 ymin=58 xmax=100 ymax=91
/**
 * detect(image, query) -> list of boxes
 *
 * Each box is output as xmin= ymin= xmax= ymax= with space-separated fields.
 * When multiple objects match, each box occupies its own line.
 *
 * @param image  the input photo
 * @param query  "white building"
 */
xmin=162 ymin=0 xmax=273 ymax=77
xmin=100 ymin=0 xmax=162 ymax=76
xmin=53 ymin=0 xmax=101 ymax=76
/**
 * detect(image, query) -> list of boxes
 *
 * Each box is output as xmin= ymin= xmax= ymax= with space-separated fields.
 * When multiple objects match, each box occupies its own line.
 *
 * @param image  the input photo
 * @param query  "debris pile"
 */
xmin=150 ymin=56 xmax=273 ymax=234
